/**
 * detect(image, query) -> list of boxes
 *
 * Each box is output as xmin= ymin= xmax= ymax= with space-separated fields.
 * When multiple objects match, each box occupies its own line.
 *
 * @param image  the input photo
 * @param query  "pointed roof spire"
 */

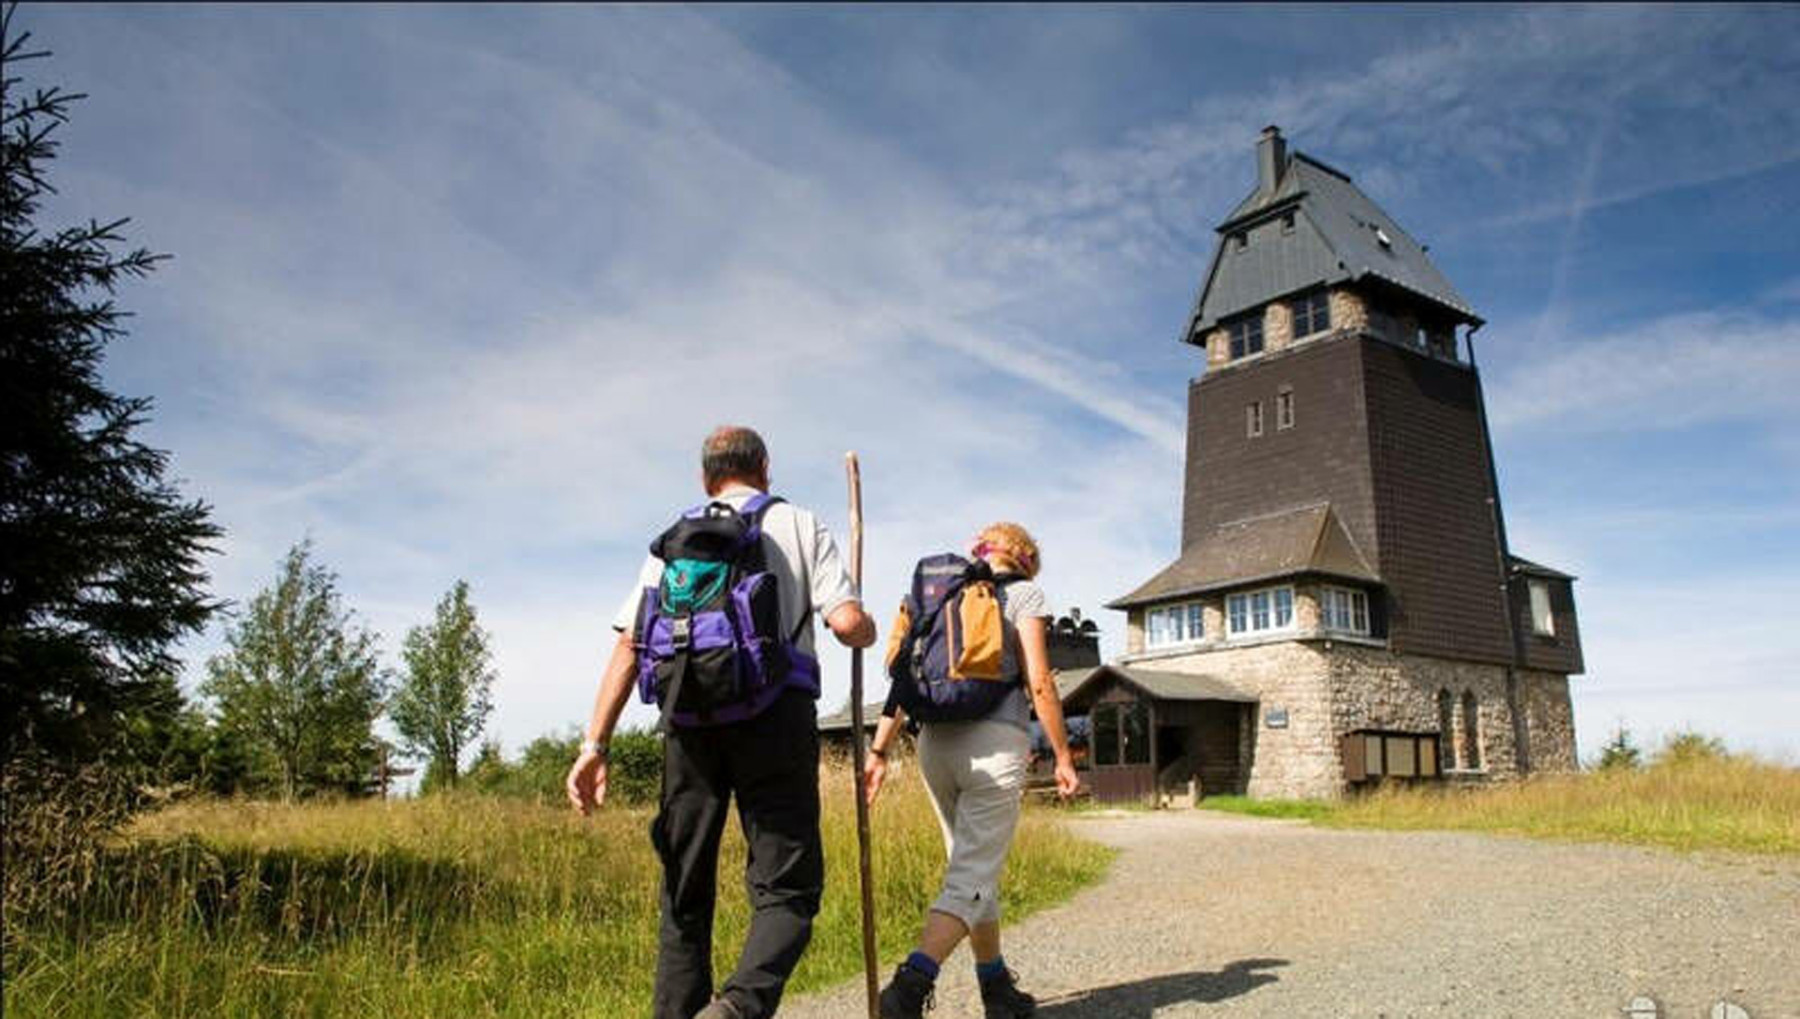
xmin=1182 ymin=129 xmax=1482 ymax=339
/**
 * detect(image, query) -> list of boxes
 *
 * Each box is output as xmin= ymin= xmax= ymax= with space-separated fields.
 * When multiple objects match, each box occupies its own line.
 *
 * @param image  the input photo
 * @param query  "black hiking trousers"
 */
xmin=651 ymin=688 xmax=823 ymax=1019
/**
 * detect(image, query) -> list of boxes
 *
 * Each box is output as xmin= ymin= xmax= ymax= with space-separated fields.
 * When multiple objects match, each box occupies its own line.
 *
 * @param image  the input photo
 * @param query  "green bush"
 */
xmin=462 ymin=728 xmax=662 ymax=805
xmin=1653 ymin=729 xmax=1729 ymax=768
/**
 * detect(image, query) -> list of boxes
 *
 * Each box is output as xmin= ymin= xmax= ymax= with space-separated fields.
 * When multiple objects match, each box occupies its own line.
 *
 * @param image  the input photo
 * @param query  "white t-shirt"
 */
xmin=611 ymin=484 xmax=858 ymax=658
xmin=991 ymin=578 xmax=1051 ymax=729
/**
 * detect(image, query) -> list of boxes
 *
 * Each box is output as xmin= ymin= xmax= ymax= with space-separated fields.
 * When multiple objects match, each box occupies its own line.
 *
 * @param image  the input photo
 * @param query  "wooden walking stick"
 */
xmin=845 ymin=451 xmax=880 ymax=1019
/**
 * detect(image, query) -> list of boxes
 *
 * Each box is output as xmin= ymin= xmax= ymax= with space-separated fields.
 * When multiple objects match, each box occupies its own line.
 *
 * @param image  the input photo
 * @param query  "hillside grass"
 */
xmin=3 ymin=761 xmax=1112 ymax=1019
xmin=1201 ymin=756 xmax=1800 ymax=855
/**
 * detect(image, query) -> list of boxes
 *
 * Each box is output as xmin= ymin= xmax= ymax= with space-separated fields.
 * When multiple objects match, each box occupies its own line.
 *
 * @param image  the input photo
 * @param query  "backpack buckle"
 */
xmin=671 ymin=616 xmax=692 ymax=651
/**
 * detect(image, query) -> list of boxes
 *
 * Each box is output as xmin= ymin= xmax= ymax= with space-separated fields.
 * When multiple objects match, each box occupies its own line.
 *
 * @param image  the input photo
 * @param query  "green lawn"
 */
xmin=4 ymin=764 xmax=1112 ymax=1018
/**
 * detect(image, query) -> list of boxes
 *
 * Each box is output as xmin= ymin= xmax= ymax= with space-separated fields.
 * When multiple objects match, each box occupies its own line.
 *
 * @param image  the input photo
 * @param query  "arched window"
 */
xmin=1437 ymin=689 xmax=1455 ymax=769
xmin=1461 ymin=690 xmax=1482 ymax=770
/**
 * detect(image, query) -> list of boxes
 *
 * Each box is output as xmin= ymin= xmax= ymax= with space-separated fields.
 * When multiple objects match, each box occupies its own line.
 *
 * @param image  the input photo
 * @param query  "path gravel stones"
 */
xmin=780 ymin=811 xmax=1800 ymax=1018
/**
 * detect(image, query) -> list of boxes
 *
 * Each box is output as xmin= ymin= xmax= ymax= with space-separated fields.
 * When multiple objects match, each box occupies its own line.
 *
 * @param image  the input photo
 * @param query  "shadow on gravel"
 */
xmin=1036 ymin=958 xmax=1288 ymax=1018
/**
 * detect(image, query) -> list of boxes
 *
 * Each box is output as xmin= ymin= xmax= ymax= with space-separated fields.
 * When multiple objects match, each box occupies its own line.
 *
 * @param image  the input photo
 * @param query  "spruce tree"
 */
xmin=1 ymin=8 xmax=221 ymax=769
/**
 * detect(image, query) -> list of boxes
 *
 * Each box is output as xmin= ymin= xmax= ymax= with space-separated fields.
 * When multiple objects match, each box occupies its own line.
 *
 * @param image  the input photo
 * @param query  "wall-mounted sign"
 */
xmin=1264 ymin=706 xmax=1289 ymax=729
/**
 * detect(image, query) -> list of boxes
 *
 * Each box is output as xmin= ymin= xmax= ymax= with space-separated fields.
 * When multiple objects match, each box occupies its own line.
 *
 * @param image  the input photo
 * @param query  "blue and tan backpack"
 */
xmin=884 ymin=553 xmax=1022 ymax=723
xmin=632 ymin=494 xmax=819 ymax=728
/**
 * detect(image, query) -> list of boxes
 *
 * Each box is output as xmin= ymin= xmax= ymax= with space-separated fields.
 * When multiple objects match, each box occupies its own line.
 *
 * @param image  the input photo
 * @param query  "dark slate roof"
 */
xmin=1108 ymin=502 xmax=1378 ymax=609
xmin=1508 ymin=555 xmax=1577 ymax=582
xmin=1057 ymin=665 xmax=1256 ymax=709
xmin=1186 ymin=145 xmax=1481 ymax=337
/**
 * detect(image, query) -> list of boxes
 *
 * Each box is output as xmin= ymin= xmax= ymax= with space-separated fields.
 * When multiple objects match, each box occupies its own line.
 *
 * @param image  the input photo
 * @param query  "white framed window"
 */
xmin=1229 ymin=314 xmax=1264 ymax=360
xmin=1276 ymin=387 xmax=1295 ymax=430
xmin=1291 ymin=291 xmax=1332 ymax=338
xmin=1145 ymin=601 xmax=1207 ymax=648
xmin=1529 ymin=580 xmax=1555 ymax=636
xmin=1226 ymin=585 xmax=1294 ymax=637
xmin=1322 ymin=586 xmax=1369 ymax=635
xmin=1246 ymin=401 xmax=1264 ymax=437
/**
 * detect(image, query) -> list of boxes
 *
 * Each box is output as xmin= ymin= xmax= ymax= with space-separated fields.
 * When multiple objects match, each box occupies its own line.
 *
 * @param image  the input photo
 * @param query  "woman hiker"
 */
xmin=862 ymin=522 xmax=1081 ymax=1019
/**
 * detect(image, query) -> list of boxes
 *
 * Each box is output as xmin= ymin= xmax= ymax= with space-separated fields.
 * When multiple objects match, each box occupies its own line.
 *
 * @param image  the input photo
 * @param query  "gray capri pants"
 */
xmin=916 ymin=718 xmax=1031 ymax=927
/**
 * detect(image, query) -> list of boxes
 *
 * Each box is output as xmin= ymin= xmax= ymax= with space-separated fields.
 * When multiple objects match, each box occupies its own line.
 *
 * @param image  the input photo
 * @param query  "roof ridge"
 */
xmin=1321 ymin=505 xmax=1378 ymax=578
xmin=1291 ymin=150 xmax=1352 ymax=182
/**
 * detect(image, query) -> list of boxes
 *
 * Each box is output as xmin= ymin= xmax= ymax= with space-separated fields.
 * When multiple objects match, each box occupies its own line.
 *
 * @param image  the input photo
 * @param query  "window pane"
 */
xmin=1351 ymin=591 xmax=1368 ymax=633
xmin=1364 ymin=734 xmax=1384 ymax=776
xmin=1274 ymin=588 xmax=1293 ymax=628
xmin=1093 ymin=705 xmax=1119 ymax=766
xmin=1187 ymin=603 xmax=1205 ymax=642
xmin=1122 ymin=703 xmax=1150 ymax=765
xmin=1228 ymin=594 xmax=1247 ymax=635
xmin=1530 ymin=581 xmax=1555 ymax=636
xmin=1386 ymin=737 xmax=1417 ymax=777
xmin=1251 ymin=591 xmax=1270 ymax=630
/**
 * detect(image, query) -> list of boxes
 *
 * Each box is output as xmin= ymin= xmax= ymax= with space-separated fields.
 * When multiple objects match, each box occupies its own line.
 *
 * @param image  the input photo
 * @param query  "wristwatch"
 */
xmin=580 ymin=739 xmax=609 ymax=760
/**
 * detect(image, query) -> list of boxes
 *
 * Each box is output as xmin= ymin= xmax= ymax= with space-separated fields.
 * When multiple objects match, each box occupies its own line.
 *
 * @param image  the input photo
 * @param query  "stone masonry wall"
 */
xmin=1323 ymin=644 xmax=1521 ymax=780
xmin=1264 ymin=300 xmax=1294 ymax=352
xmin=1149 ymin=642 xmax=1341 ymax=800
xmin=1328 ymin=287 xmax=1368 ymax=333
xmin=1206 ymin=327 xmax=1229 ymax=369
xmin=1517 ymin=668 xmax=1578 ymax=773
xmin=1129 ymin=640 xmax=1580 ymax=798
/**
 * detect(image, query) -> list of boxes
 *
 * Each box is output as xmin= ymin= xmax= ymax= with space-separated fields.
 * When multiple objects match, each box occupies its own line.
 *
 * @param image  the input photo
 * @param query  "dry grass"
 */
xmin=1325 ymin=756 xmax=1800 ymax=854
xmin=3 ymin=759 xmax=1110 ymax=1019
xmin=1201 ymin=756 xmax=1800 ymax=856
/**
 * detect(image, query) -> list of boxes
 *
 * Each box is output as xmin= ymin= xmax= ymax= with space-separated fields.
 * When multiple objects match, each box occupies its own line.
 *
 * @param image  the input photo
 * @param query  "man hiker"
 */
xmin=566 ymin=425 xmax=878 ymax=1019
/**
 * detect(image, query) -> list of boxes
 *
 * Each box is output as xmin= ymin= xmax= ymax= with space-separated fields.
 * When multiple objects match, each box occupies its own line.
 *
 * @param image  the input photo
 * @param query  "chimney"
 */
xmin=1257 ymin=125 xmax=1287 ymax=197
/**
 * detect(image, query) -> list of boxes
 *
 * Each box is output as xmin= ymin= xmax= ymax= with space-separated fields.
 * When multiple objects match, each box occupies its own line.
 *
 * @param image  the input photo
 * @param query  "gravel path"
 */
xmin=780 ymin=811 xmax=1800 ymax=1018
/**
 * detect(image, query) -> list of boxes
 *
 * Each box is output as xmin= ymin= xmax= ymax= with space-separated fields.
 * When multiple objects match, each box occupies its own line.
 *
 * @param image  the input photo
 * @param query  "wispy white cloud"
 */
xmin=1485 ymin=310 xmax=1800 ymax=434
xmin=26 ymin=4 xmax=1799 ymax=767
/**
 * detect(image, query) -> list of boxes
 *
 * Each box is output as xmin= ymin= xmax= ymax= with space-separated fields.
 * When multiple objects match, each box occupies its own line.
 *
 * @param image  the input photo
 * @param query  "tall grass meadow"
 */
xmin=2 ymin=755 xmax=1110 ymax=1018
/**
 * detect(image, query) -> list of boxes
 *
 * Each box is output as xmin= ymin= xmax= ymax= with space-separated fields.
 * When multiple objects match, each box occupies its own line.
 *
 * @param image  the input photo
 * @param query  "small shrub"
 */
xmin=461 ymin=728 xmax=662 ymax=805
xmin=607 ymin=730 xmax=662 ymax=804
xmin=1653 ymin=729 xmax=1729 ymax=768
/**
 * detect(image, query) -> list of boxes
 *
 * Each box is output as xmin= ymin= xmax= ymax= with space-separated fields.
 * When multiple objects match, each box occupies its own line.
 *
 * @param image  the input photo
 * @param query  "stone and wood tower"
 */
xmin=1089 ymin=127 xmax=1583 ymax=801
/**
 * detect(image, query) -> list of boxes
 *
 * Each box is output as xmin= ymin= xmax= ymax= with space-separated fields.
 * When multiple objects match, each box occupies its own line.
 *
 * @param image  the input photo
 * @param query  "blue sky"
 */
xmin=23 ymin=4 xmax=1800 ymax=764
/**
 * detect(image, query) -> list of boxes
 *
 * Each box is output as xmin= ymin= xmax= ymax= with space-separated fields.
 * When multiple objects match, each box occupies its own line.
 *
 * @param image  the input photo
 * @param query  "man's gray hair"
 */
xmin=702 ymin=426 xmax=769 ymax=490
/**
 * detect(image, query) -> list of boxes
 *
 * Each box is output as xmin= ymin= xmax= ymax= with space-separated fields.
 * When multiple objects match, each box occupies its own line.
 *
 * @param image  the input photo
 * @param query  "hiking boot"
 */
xmin=878 ymin=962 xmax=936 ymax=1018
xmin=691 ymin=997 xmax=744 ymax=1019
xmin=979 ymin=967 xmax=1037 ymax=1018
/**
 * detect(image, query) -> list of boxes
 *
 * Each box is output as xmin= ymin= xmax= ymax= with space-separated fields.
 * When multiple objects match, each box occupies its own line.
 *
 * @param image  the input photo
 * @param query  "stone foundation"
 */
xmin=1121 ymin=639 xmax=1579 ymax=799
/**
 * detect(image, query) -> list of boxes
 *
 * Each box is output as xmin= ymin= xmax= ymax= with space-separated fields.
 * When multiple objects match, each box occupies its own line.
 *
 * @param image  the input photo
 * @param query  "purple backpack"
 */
xmin=633 ymin=494 xmax=819 ymax=728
